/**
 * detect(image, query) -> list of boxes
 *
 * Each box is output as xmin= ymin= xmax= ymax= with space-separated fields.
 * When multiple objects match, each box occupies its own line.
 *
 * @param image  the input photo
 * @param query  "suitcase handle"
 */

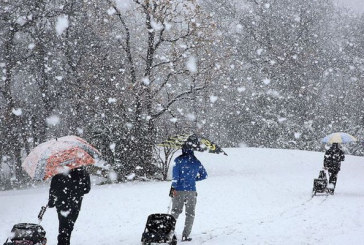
xmin=166 ymin=198 xmax=172 ymax=214
xmin=38 ymin=206 xmax=47 ymax=223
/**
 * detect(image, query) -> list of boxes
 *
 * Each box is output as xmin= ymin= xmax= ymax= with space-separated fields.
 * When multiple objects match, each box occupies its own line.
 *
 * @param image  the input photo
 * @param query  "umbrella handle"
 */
xmin=38 ymin=205 xmax=47 ymax=224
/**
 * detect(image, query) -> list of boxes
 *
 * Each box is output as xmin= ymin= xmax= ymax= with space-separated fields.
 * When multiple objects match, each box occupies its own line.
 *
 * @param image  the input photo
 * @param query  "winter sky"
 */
xmin=337 ymin=0 xmax=364 ymax=13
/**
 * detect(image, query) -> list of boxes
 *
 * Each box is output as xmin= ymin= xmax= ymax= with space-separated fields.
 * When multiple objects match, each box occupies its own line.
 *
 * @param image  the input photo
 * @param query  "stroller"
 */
xmin=312 ymin=170 xmax=329 ymax=197
xmin=3 ymin=207 xmax=47 ymax=245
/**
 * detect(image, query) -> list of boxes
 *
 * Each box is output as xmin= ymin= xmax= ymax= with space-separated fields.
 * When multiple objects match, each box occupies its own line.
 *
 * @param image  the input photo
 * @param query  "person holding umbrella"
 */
xmin=321 ymin=132 xmax=356 ymax=194
xmin=323 ymin=143 xmax=345 ymax=194
xmin=169 ymin=135 xmax=208 ymax=242
xmin=22 ymin=136 xmax=100 ymax=245
xmin=48 ymin=167 xmax=91 ymax=245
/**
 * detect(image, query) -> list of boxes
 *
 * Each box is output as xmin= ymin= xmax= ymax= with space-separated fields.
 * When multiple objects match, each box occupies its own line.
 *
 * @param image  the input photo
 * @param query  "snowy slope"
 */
xmin=1 ymin=147 xmax=364 ymax=245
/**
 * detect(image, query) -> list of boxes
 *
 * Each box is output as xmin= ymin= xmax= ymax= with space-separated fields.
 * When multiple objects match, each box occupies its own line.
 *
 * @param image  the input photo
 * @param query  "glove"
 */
xmin=47 ymin=196 xmax=56 ymax=208
xmin=47 ymin=201 xmax=54 ymax=208
xmin=169 ymin=187 xmax=176 ymax=198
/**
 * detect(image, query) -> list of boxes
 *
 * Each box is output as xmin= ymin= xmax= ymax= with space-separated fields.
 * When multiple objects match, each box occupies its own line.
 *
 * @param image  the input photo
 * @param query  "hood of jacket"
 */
xmin=182 ymin=147 xmax=194 ymax=155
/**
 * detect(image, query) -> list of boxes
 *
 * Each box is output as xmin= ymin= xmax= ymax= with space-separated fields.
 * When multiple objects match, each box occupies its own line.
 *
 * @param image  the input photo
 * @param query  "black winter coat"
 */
xmin=48 ymin=167 xmax=91 ymax=211
xmin=324 ymin=147 xmax=345 ymax=172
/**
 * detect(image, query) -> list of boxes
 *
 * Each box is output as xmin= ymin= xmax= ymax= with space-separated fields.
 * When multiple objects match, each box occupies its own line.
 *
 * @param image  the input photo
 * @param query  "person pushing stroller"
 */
xmin=323 ymin=143 xmax=345 ymax=194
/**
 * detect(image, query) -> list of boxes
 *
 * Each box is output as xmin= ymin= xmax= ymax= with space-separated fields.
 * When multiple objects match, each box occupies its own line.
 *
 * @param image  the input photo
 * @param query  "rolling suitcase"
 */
xmin=3 ymin=206 xmax=48 ymax=245
xmin=141 ymin=198 xmax=177 ymax=245
xmin=141 ymin=213 xmax=177 ymax=245
xmin=3 ymin=223 xmax=47 ymax=245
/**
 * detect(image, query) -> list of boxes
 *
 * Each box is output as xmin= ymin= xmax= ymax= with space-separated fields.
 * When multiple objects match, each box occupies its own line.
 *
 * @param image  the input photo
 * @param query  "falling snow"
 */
xmin=186 ymin=56 xmax=197 ymax=73
xmin=237 ymin=87 xmax=246 ymax=93
xmin=209 ymin=95 xmax=218 ymax=103
xmin=55 ymin=15 xmax=69 ymax=36
xmin=294 ymin=132 xmax=301 ymax=139
xmin=263 ymin=78 xmax=271 ymax=85
xmin=11 ymin=108 xmax=22 ymax=116
xmin=2 ymin=2 xmax=364 ymax=243
xmin=28 ymin=43 xmax=35 ymax=50
xmin=109 ymin=143 xmax=116 ymax=151
xmin=46 ymin=115 xmax=60 ymax=126
xmin=108 ymin=98 xmax=117 ymax=104
xmin=170 ymin=118 xmax=178 ymax=123
xmin=107 ymin=7 xmax=116 ymax=15
xmin=142 ymin=77 xmax=150 ymax=86
xmin=186 ymin=113 xmax=196 ymax=121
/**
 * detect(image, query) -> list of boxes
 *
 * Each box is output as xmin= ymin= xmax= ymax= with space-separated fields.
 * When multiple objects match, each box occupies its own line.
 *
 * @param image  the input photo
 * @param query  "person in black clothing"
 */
xmin=48 ymin=167 xmax=91 ymax=245
xmin=323 ymin=143 xmax=345 ymax=193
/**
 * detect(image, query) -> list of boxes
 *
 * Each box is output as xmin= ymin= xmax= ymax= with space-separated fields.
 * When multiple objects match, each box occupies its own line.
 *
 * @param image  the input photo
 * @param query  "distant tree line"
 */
xmin=1 ymin=0 xmax=363 ymax=189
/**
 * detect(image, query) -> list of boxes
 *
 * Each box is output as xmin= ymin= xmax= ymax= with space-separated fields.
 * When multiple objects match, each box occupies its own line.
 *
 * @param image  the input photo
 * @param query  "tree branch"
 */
xmin=151 ymin=84 xmax=207 ymax=119
xmin=108 ymin=0 xmax=137 ymax=83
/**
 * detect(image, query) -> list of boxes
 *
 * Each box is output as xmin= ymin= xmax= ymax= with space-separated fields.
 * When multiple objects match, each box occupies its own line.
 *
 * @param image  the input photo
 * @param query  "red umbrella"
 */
xmin=22 ymin=136 xmax=101 ymax=180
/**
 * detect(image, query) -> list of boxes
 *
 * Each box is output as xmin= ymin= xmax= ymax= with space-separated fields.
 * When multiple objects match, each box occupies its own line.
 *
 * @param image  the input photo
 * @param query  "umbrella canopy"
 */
xmin=22 ymin=135 xmax=101 ymax=180
xmin=321 ymin=132 xmax=357 ymax=144
xmin=158 ymin=133 xmax=227 ymax=155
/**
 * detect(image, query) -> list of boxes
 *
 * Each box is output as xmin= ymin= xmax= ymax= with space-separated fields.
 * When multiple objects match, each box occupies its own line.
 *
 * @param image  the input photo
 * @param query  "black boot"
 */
xmin=182 ymin=236 xmax=192 ymax=242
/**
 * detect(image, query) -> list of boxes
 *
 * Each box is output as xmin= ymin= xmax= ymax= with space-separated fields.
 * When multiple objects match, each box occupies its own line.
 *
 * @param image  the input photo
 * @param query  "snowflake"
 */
xmin=12 ymin=108 xmax=22 ymax=116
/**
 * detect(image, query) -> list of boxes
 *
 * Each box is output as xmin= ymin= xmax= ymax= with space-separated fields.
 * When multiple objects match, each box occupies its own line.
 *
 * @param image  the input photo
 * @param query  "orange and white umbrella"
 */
xmin=22 ymin=135 xmax=101 ymax=180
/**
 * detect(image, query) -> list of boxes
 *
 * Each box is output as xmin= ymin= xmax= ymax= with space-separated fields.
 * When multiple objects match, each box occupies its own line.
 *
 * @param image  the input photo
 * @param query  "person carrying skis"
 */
xmin=47 ymin=167 xmax=91 ymax=245
xmin=169 ymin=144 xmax=208 ymax=242
xmin=323 ymin=143 xmax=345 ymax=193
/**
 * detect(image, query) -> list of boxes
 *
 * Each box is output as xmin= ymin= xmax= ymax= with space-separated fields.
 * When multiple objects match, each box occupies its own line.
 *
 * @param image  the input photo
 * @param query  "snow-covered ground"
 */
xmin=1 ymin=147 xmax=364 ymax=245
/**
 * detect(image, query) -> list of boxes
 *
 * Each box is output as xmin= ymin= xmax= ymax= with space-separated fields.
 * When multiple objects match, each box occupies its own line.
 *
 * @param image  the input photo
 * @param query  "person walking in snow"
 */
xmin=47 ymin=167 xmax=91 ymax=245
xmin=323 ymin=143 xmax=345 ymax=193
xmin=169 ymin=145 xmax=208 ymax=242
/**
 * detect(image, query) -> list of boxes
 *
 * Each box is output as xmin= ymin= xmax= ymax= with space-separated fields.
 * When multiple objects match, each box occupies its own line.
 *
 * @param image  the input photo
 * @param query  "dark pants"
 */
xmin=328 ymin=170 xmax=338 ymax=185
xmin=57 ymin=207 xmax=80 ymax=245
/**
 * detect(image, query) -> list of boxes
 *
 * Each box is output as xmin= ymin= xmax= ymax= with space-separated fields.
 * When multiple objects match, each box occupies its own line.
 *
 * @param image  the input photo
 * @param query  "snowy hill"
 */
xmin=1 ymin=147 xmax=364 ymax=244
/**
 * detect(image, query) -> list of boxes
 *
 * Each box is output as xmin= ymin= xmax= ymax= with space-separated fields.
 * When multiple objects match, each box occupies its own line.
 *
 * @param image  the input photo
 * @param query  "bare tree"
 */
xmin=102 ymin=0 xmax=218 ymax=178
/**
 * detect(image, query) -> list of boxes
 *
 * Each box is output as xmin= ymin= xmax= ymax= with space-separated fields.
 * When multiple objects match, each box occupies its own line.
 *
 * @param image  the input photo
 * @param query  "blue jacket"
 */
xmin=172 ymin=149 xmax=208 ymax=191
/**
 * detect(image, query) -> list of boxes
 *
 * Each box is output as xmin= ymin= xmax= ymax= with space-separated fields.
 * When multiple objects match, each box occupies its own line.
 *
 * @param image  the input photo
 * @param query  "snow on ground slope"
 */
xmin=1 ymin=147 xmax=364 ymax=245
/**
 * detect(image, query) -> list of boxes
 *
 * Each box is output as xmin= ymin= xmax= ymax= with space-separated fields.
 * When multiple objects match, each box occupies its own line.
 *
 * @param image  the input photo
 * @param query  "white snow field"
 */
xmin=2 ymin=147 xmax=364 ymax=245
